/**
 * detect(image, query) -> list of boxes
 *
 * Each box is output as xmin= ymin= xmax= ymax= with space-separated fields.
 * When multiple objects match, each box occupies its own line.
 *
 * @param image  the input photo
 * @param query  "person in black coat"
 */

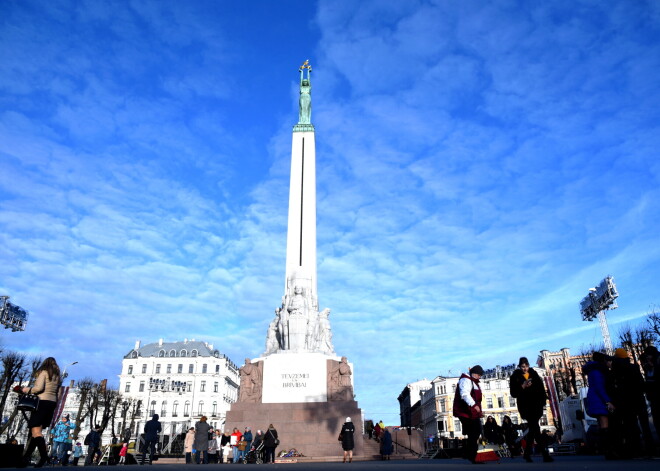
xmin=263 ymin=424 xmax=278 ymax=463
xmin=340 ymin=417 xmax=355 ymax=463
xmin=510 ymin=357 xmax=551 ymax=462
xmin=143 ymin=413 xmax=162 ymax=464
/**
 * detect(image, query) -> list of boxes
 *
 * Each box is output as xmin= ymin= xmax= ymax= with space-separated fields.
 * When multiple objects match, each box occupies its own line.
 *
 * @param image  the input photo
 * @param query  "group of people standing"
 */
xmin=584 ymin=346 xmax=659 ymax=459
xmin=183 ymin=419 xmax=278 ymax=464
xmin=454 ymin=358 xmax=553 ymax=465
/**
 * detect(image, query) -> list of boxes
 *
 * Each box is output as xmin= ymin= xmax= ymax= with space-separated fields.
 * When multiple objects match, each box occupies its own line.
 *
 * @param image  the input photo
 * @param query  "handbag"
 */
xmin=17 ymin=393 xmax=40 ymax=412
xmin=338 ymin=433 xmax=343 ymax=442
xmin=274 ymin=439 xmax=280 ymax=446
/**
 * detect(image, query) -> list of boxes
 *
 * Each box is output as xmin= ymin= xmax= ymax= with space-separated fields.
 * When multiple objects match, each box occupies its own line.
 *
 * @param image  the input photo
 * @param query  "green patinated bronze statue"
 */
xmin=298 ymin=59 xmax=312 ymax=124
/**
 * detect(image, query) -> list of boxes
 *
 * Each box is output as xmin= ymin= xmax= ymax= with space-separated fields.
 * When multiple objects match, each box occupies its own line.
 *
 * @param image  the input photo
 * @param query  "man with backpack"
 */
xmin=83 ymin=425 xmax=102 ymax=466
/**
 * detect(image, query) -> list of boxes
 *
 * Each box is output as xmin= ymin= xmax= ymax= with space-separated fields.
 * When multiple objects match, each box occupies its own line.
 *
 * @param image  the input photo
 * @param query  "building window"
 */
xmin=131 ymin=351 xmax=137 ymax=358
xmin=178 ymin=364 xmax=183 ymax=374
xmin=191 ymin=350 xmax=198 ymax=357
xmin=161 ymin=401 xmax=167 ymax=418
xmin=169 ymin=349 xmax=176 ymax=357
xmin=440 ymin=399 xmax=446 ymax=412
xmin=128 ymin=365 xmax=133 ymax=375
xmin=125 ymin=383 xmax=131 ymax=393
xmin=198 ymin=401 xmax=204 ymax=415
xmin=159 ymin=350 xmax=165 ymax=357
xmin=454 ymin=419 xmax=462 ymax=432
xmin=498 ymin=397 xmax=504 ymax=408
xmin=189 ymin=364 xmax=194 ymax=374
xmin=215 ymin=365 xmax=220 ymax=374
xmin=202 ymin=364 xmax=207 ymax=374
xmin=187 ymin=382 xmax=192 ymax=392
xmin=214 ymin=382 xmax=219 ymax=393
xmin=139 ymin=381 xmax=145 ymax=392
xmin=438 ymin=421 xmax=444 ymax=432
xmin=200 ymin=381 xmax=206 ymax=392
xmin=184 ymin=401 xmax=190 ymax=417
xmin=485 ymin=382 xmax=491 ymax=390
xmin=167 ymin=364 xmax=172 ymax=374
xmin=172 ymin=401 xmax=179 ymax=417
xmin=180 ymin=350 xmax=187 ymax=357
xmin=541 ymin=414 xmax=548 ymax=426
xmin=509 ymin=397 xmax=516 ymax=407
xmin=155 ymin=364 xmax=161 ymax=374
xmin=487 ymin=397 xmax=493 ymax=408
xmin=150 ymin=400 xmax=156 ymax=416
xmin=512 ymin=416 xmax=519 ymax=425
xmin=142 ymin=364 xmax=147 ymax=374
xmin=212 ymin=402 xmax=218 ymax=417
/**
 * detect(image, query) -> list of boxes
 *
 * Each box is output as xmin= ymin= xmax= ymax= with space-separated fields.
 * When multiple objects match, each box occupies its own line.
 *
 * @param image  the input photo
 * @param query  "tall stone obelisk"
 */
xmin=224 ymin=61 xmax=363 ymax=459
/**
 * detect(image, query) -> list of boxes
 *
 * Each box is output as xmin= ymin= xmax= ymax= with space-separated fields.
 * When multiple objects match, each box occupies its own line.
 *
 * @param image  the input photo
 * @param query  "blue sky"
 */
xmin=1 ymin=0 xmax=659 ymax=423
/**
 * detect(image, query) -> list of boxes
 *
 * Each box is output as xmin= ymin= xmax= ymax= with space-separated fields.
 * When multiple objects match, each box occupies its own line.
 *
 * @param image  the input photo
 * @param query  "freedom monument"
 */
xmin=224 ymin=61 xmax=363 ymax=457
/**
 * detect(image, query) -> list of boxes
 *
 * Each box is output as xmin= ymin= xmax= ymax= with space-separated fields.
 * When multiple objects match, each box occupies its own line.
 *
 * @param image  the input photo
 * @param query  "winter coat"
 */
xmin=612 ymin=357 xmax=647 ymax=412
xmin=340 ymin=421 xmax=355 ymax=451
xmin=453 ymin=374 xmax=483 ymax=419
xmin=243 ymin=430 xmax=253 ymax=445
xmin=86 ymin=430 xmax=101 ymax=448
xmin=184 ymin=430 xmax=195 ymax=453
xmin=583 ymin=360 xmax=612 ymax=417
xmin=73 ymin=445 xmax=83 ymax=458
xmin=509 ymin=368 xmax=547 ymax=421
xmin=380 ymin=429 xmax=393 ymax=455
xmin=144 ymin=414 xmax=162 ymax=441
xmin=119 ymin=445 xmax=128 ymax=457
xmin=27 ymin=370 xmax=60 ymax=402
xmin=52 ymin=420 xmax=75 ymax=442
xmin=194 ymin=421 xmax=212 ymax=451
xmin=264 ymin=428 xmax=278 ymax=448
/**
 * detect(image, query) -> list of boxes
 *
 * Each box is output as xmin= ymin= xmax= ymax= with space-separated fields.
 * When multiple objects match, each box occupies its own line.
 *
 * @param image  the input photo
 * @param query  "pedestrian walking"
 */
xmin=16 ymin=357 xmax=61 ymax=467
xmin=71 ymin=442 xmax=83 ymax=466
xmin=50 ymin=415 xmax=75 ymax=463
xmin=339 ymin=417 xmax=355 ymax=463
xmin=118 ymin=443 xmax=128 ymax=465
xmin=584 ymin=351 xmax=617 ymax=459
xmin=83 ymin=425 xmax=103 ymax=466
xmin=509 ymin=357 xmax=552 ymax=462
xmin=143 ymin=413 xmax=161 ymax=464
xmin=453 ymin=365 xmax=484 ymax=465
xmin=380 ymin=427 xmax=393 ymax=460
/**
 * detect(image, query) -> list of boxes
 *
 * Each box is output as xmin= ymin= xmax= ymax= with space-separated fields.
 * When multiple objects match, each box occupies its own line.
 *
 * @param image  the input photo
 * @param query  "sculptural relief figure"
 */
xmin=277 ymin=306 xmax=289 ymax=351
xmin=306 ymin=311 xmax=319 ymax=350
xmin=298 ymin=61 xmax=312 ymax=124
xmin=317 ymin=308 xmax=334 ymax=354
xmin=286 ymin=285 xmax=309 ymax=350
xmin=265 ymin=313 xmax=280 ymax=355
xmin=328 ymin=357 xmax=353 ymax=401
xmin=238 ymin=358 xmax=263 ymax=403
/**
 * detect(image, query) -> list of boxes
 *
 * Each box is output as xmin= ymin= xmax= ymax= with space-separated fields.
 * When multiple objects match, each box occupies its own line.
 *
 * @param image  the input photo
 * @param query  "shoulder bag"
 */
xmin=17 ymin=387 xmax=40 ymax=412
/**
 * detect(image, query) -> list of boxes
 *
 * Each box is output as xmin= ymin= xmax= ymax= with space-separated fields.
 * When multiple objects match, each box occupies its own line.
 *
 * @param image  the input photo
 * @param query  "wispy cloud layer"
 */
xmin=1 ymin=0 xmax=659 ymax=422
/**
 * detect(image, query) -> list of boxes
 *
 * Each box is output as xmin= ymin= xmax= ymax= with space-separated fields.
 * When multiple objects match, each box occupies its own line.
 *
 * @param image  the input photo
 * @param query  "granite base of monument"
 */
xmin=225 ymin=400 xmax=363 ymax=458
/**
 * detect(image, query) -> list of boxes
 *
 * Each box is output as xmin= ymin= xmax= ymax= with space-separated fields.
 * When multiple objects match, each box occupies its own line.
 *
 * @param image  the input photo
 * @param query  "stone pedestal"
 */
xmin=225 ymin=400 xmax=363 ymax=458
xmin=226 ymin=352 xmax=363 ymax=458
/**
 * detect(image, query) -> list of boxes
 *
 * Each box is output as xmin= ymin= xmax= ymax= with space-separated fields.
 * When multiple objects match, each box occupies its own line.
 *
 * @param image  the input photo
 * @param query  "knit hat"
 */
xmin=469 ymin=365 xmax=484 ymax=375
xmin=346 ymin=417 xmax=352 ymax=422
xmin=614 ymin=348 xmax=628 ymax=359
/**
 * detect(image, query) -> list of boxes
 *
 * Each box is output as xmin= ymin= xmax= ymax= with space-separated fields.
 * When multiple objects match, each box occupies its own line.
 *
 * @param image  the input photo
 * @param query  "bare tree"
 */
xmin=618 ymin=323 xmax=654 ymax=366
xmin=0 ymin=355 xmax=43 ymax=437
xmin=98 ymin=386 xmax=121 ymax=434
xmin=72 ymin=378 xmax=95 ymax=440
xmin=646 ymin=305 xmax=660 ymax=341
xmin=0 ymin=351 xmax=26 ymax=418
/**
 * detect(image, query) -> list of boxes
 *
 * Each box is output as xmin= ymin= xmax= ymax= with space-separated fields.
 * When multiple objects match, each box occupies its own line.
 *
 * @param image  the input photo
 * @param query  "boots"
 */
xmin=542 ymin=449 xmax=554 ymax=462
xmin=34 ymin=437 xmax=49 ymax=468
xmin=20 ymin=437 xmax=38 ymax=468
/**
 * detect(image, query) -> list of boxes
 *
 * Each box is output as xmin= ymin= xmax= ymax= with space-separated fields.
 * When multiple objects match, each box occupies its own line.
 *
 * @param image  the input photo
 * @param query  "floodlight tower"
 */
xmin=0 ymin=295 xmax=29 ymax=332
xmin=579 ymin=276 xmax=619 ymax=355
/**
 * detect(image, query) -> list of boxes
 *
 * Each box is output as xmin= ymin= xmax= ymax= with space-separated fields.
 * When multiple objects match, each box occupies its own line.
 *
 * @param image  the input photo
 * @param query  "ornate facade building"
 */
xmin=117 ymin=339 xmax=239 ymax=442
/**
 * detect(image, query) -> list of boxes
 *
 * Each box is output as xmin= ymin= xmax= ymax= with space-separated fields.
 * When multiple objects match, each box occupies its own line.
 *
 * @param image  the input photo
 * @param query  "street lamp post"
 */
xmin=62 ymin=361 xmax=79 ymax=380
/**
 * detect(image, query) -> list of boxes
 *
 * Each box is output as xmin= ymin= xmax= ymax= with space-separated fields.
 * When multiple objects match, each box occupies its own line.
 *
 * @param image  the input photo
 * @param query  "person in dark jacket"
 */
xmin=501 ymin=415 xmax=519 ymax=456
xmin=641 ymin=346 xmax=660 ymax=440
xmin=484 ymin=416 xmax=504 ymax=445
xmin=83 ymin=426 xmax=102 ymax=466
xmin=340 ymin=417 xmax=356 ymax=463
xmin=143 ymin=413 xmax=161 ymax=464
xmin=194 ymin=416 xmax=211 ymax=464
xmin=263 ymin=424 xmax=278 ymax=463
xmin=453 ymin=365 xmax=484 ymax=464
xmin=380 ymin=427 xmax=393 ymax=460
xmin=583 ymin=351 xmax=616 ymax=459
xmin=509 ymin=357 xmax=551 ymax=462
xmin=611 ymin=348 xmax=654 ymax=457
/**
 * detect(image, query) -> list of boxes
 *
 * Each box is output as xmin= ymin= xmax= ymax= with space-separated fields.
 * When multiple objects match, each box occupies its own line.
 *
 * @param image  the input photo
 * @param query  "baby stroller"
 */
xmin=242 ymin=441 xmax=265 ymax=464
